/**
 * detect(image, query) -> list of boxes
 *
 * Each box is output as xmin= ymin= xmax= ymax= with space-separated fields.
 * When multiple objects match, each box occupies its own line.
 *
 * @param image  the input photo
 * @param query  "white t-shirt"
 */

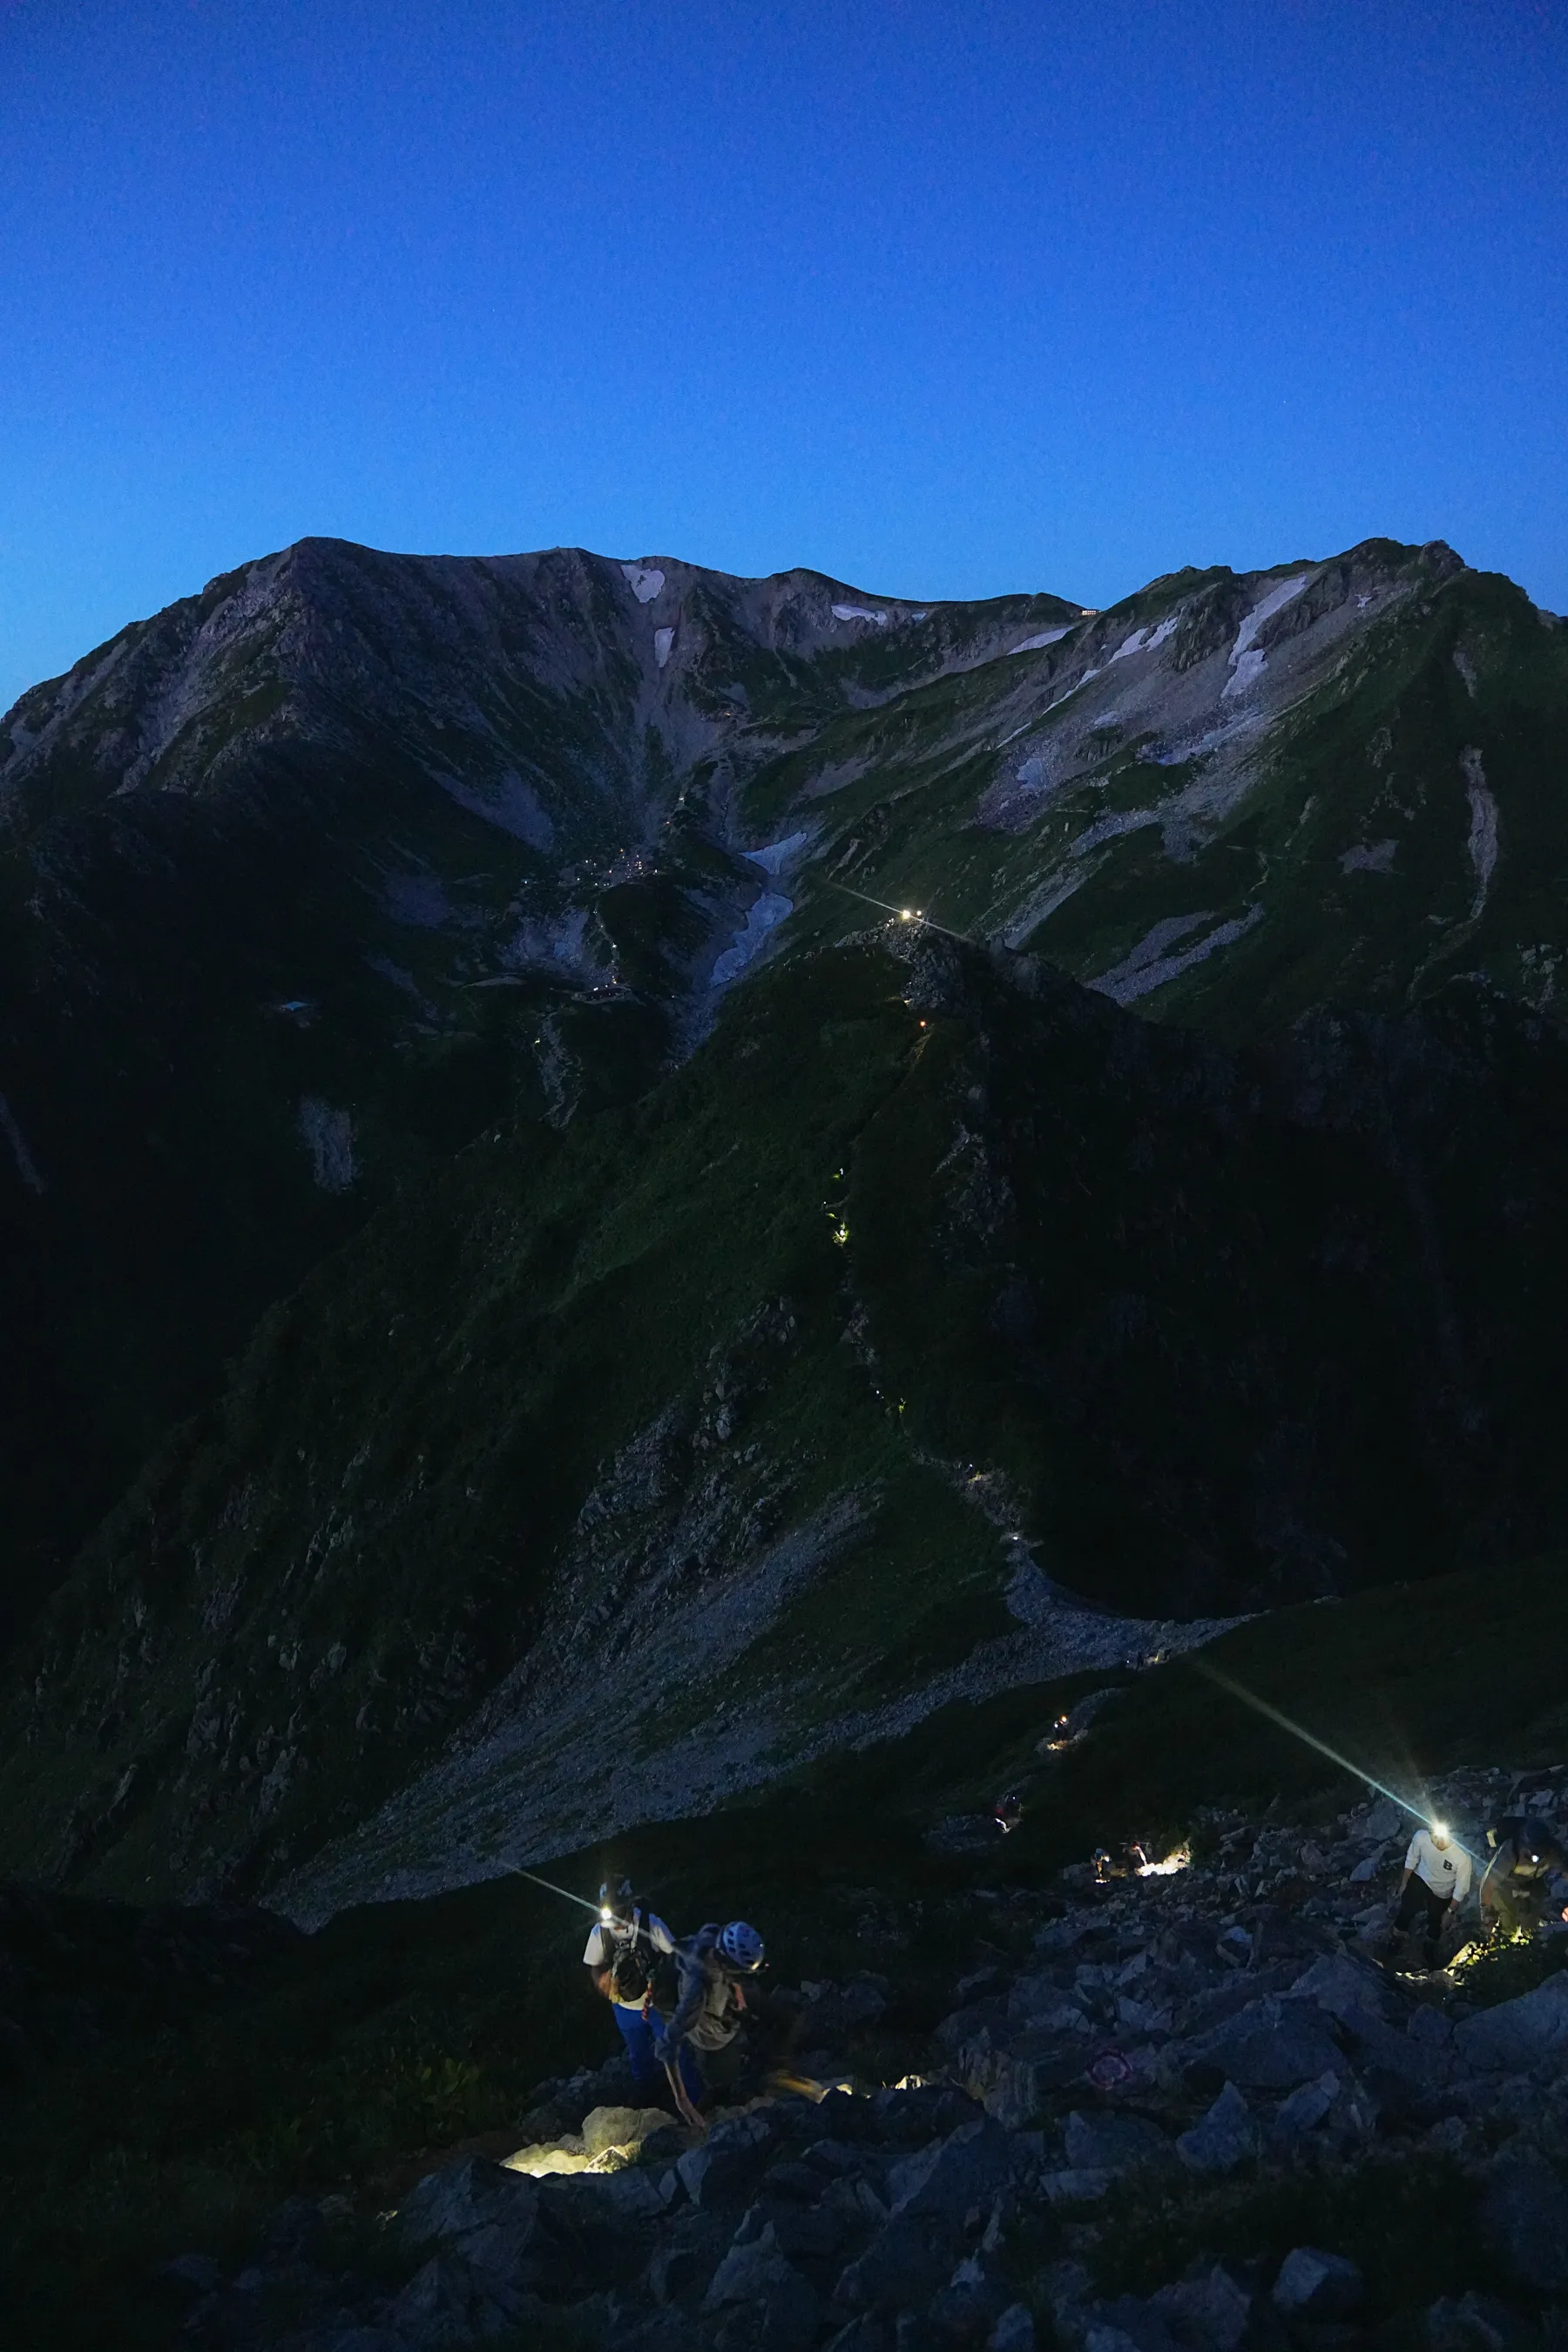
xmin=582 ymin=1910 xmax=676 ymax=2009
xmin=1405 ymin=1832 xmax=1472 ymax=1903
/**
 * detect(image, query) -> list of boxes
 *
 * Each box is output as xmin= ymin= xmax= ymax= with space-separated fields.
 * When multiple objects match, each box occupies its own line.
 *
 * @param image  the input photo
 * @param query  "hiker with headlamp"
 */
xmin=583 ymin=1879 xmax=701 ymax=2112
xmin=1479 ymin=1812 xmax=1568 ymax=1939
xmin=1385 ymin=1821 xmax=1472 ymax=1971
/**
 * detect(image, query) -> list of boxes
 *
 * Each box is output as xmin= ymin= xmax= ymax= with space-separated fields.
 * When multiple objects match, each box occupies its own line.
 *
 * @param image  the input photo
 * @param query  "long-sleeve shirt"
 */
xmin=1404 ymin=1831 xmax=1472 ymax=1903
xmin=655 ymin=1924 xmax=744 ymax=2058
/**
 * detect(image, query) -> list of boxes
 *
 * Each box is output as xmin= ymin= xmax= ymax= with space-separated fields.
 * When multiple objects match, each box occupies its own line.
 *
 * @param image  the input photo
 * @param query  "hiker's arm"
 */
xmin=656 ymin=1960 xmax=705 ymax=2058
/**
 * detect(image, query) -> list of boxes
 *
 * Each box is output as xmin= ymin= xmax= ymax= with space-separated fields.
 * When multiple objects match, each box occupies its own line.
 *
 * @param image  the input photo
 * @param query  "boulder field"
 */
xmin=161 ymin=1770 xmax=1568 ymax=2351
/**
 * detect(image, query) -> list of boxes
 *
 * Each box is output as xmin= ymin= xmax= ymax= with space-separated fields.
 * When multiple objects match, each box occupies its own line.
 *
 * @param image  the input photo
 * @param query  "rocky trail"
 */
xmin=159 ymin=1768 xmax=1568 ymax=2352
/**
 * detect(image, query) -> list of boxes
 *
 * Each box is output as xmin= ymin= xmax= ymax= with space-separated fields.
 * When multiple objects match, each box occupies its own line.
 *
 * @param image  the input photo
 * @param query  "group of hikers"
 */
xmin=576 ymin=1781 xmax=1568 ymax=2114
xmin=582 ymin=1881 xmax=767 ymax=2128
xmin=1386 ymin=1771 xmax=1568 ymax=1972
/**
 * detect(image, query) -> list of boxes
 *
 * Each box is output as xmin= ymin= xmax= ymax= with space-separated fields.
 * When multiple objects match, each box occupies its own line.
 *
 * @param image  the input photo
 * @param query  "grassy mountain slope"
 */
xmin=7 ymin=927 xmax=1568 ymax=1914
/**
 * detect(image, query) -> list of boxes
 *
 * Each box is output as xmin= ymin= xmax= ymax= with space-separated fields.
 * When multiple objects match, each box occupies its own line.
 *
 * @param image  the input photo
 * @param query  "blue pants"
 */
xmin=612 ymin=2003 xmax=702 ymax=2104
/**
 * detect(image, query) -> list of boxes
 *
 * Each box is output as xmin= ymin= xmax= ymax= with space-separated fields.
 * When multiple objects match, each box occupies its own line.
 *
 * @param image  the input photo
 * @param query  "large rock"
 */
xmin=990 ymin=2308 xmax=1037 ymax=2352
xmin=397 ymin=2157 xmax=540 ymax=2254
xmin=1425 ymin=2290 xmax=1538 ymax=2352
xmin=579 ymin=2103 xmax=669 ymax=2158
xmin=386 ymin=2252 xmax=530 ymax=2347
xmin=1456 ymin=1969 xmax=1568 ymax=2076
xmin=1478 ymin=2151 xmax=1568 ymax=2291
xmin=1078 ymin=2294 xmax=1182 ymax=2352
xmin=540 ymin=2165 xmax=675 ymax=2222
xmin=1339 ymin=2006 xmax=1454 ymax=2093
xmin=703 ymin=2233 xmax=820 ymax=2350
xmin=1187 ymin=1997 xmax=1342 ymax=2089
xmin=835 ymin=2213 xmax=956 ymax=2313
xmin=395 ymin=2155 xmax=545 ymax=2295
xmin=677 ymin=2110 xmax=774 ymax=2207
xmin=1270 ymin=2070 xmax=1341 ymax=2144
xmin=1177 ymin=2082 xmax=1257 ymax=2174
xmin=1041 ymin=2167 xmax=1113 ymax=2203
xmin=1271 ymin=2246 xmax=1363 ymax=2318
xmin=929 ymin=2253 xmax=1013 ymax=2339
xmin=733 ymin=2195 xmax=844 ymax=2265
xmin=887 ymin=2115 xmax=1013 ymax=2220
xmin=1063 ymin=2110 xmax=1173 ymax=2174
xmin=936 ymin=2003 xmax=1007 ymax=2051
xmin=1008 ymin=1976 xmax=1092 ymax=2030
xmin=645 ymin=2211 xmax=733 ymax=2307
xmin=1288 ymin=1952 xmax=1391 ymax=2024
xmin=1150 ymin=2266 xmax=1253 ymax=2352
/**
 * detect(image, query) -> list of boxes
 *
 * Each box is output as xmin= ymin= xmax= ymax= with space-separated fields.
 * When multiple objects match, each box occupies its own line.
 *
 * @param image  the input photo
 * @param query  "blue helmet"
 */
xmin=719 ymin=1919 xmax=764 ymax=1970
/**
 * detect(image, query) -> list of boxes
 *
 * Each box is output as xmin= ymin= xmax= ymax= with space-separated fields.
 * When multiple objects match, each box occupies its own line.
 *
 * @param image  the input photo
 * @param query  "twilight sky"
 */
xmin=2 ymin=0 xmax=1565 ymax=711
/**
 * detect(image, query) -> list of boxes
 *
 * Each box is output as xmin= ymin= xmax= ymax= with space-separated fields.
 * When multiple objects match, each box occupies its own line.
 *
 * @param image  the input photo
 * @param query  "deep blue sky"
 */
xmin=3 ymin=0 xmax=1565 ymax=711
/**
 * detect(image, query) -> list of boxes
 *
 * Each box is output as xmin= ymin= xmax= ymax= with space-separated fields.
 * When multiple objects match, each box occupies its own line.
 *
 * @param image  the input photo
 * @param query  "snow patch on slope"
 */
xmin=712 ymin=895 xmax=791 ymax=985
xmin=1089 ymin=905 xmax=1264 ymax=1004
xmin=1008 ymin=626 xmax=1071 ymax=655
xmin=832 ymin=604 xmax=889 ymax=626
xmin=745 ymin=829 xmax=813 ymax=877
xmin=652 ymin=626 xmax=675 ymax=669
xmin=1111 ymin=614 xmax=1179 ymax=663
xmin=621 ymin=564 xmax=666 ymax=604
xmin=1222 ymin=574 xmax=1312 ymax=699
xmin=1462 ymin=747 xmax=1497 ymax=916
xmin=709 ymin=834 xmax=811 ymax=985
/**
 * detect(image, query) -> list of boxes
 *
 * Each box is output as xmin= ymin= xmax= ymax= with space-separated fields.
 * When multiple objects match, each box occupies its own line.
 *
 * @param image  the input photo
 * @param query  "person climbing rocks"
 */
xmin=653 ymin=1919 xmax=765 ymax=2120
xmin=1385 ymin=1821 xmax=1473 ymax=1971
xmin=1479 ymin=1809 xmax=1568 ymax=1939
xmin=582 ymin=1880 xmax=702 ymax=2112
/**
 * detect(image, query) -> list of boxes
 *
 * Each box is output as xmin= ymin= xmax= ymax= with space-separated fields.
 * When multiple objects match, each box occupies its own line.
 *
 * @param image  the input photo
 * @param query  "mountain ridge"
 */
xmin=3 ymin=527 xmax=1568 ymax=1923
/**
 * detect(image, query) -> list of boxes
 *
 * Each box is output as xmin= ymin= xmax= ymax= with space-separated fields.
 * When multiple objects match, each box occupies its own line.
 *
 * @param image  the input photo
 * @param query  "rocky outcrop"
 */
xmin=159 ymin=1771 xmax=1568 ymax=2352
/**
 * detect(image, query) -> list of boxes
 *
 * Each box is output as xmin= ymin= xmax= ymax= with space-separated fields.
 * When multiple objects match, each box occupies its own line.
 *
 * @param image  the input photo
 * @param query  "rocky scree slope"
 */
xmin=151 ymin=1771 xmax=1568 ymax=2352
xmin=10 ymin=928 xmax=1568 ymax=1915
xmin=0 ymin=539 xmax=1076 ymax=1630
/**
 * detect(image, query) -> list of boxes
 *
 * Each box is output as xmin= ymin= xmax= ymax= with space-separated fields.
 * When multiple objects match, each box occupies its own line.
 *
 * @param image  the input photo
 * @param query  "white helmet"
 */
xmin=718 ymin=1919 xmax=764 ymax=1970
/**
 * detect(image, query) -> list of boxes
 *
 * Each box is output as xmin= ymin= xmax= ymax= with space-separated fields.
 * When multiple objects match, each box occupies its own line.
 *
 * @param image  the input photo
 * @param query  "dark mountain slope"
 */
xmin=5 ymin=531 xmax=1565 ymax=1646
xmin=6 ymin=929 xmax=1568 ymax=1912
xmin=0 ymin=542 xmax=1076 ymax=1625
